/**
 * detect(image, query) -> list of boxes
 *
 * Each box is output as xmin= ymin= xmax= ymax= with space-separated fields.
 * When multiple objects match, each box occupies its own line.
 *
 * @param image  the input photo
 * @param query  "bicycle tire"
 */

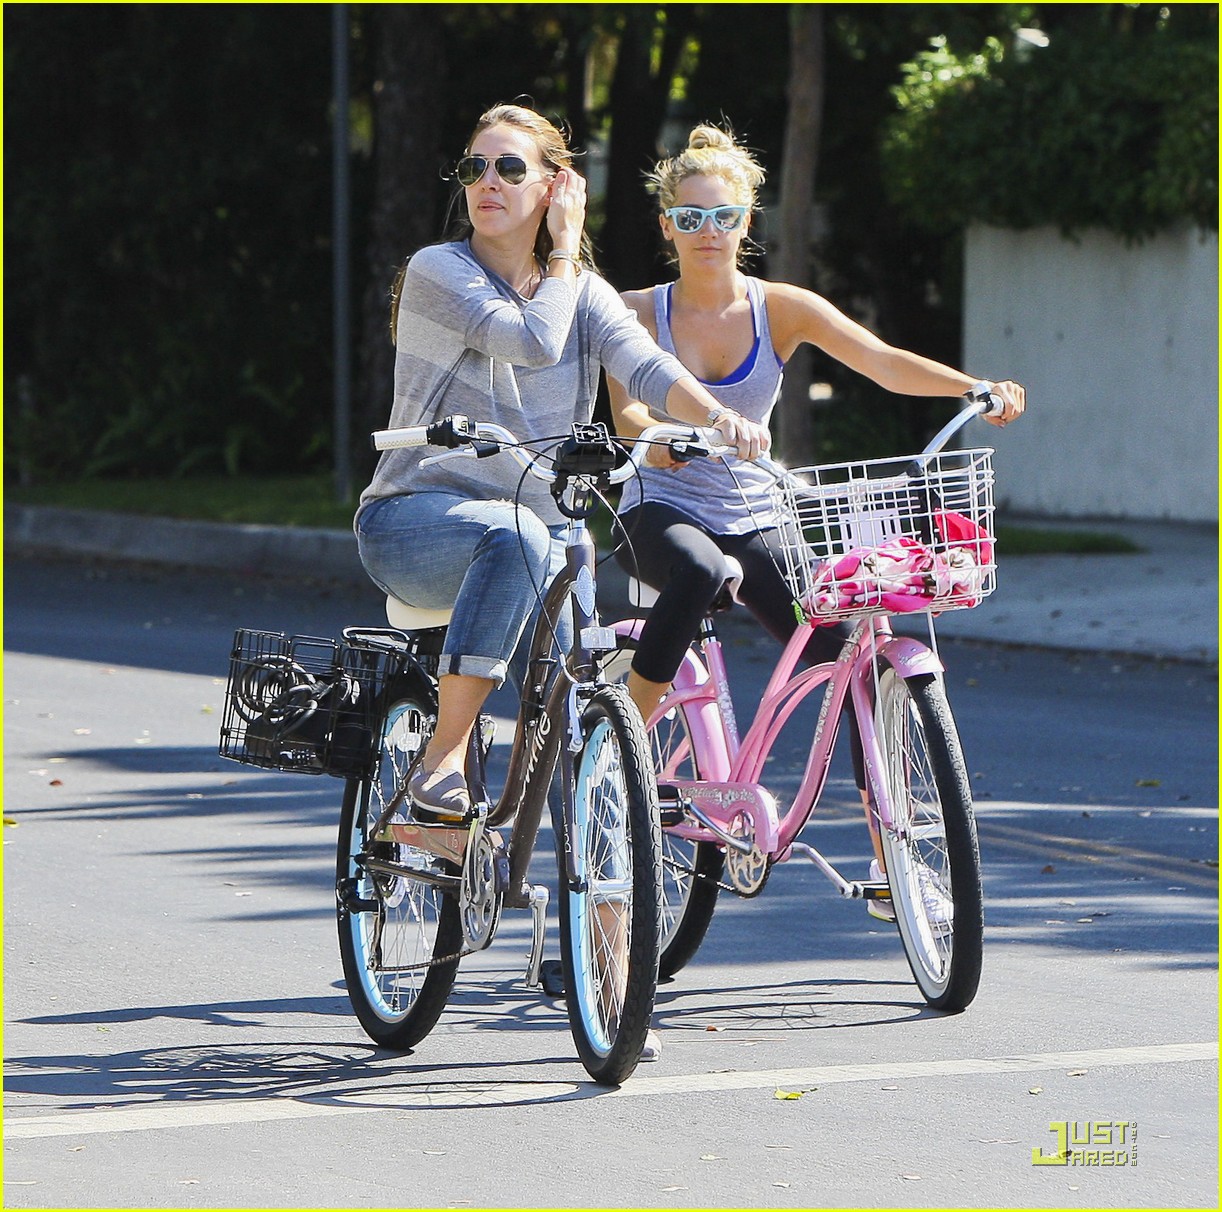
xmin=552 ymin=684 xmax=661 ymax=1085
xmin=605 ymin=643 xmax=724 ymax=978
xmin=874 ymin=666 xmax=983 ymax=1011
xmin=335 ymin=672 xmax=463 ymax=1049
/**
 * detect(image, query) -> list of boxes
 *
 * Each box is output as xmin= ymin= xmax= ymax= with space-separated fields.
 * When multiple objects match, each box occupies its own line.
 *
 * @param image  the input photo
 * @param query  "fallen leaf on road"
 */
xmin=773 ymin=1181 xmax=791 ymax=1188
xmin=1067 ymin=1070 xmax=1088 ymax=1077
xmin=774 ymin=1088 xmax=815 ymax=1100
xmin=1135 ymin=778 xmax=1161 ymax=787
xmin=4 ymin=817 xmax=18 ymax=827
xmin=1041 ymin=864 xmax=1056 ymax=874
xmin=49 ymin=779 xmax=63 ymax=787
xmin=1029 ymin=1086 xmax=1043 ymax=1094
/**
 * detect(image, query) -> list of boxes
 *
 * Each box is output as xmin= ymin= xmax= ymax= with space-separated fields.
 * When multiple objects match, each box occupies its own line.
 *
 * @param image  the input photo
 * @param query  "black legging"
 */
xmin=616 ymin=501 xmax=864 ymax=789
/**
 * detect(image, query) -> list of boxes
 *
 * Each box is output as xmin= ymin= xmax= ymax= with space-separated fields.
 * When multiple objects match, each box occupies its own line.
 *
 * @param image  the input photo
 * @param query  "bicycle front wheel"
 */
xmin=606 ymin=642 xmax=724 ymax=978
xmin=874 ymin=667 xmax=983 ymax=1011
xmin=336 ymin=674 xmax=463 ymax=1049
xmin=553 ymin=685 xmax=662 ymax=1085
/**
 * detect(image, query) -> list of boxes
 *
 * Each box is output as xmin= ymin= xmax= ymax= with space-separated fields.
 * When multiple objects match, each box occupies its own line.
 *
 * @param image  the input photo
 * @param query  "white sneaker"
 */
xmin=640 ymin=1029 xmax=662 ymax=1062
xmin=867 ymin=859 xmax=953 ymax=927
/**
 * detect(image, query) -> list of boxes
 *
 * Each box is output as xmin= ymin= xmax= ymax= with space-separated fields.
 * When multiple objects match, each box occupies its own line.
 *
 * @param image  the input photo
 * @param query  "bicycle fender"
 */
xmin=876 ymin=635 xmax=944 ymax=679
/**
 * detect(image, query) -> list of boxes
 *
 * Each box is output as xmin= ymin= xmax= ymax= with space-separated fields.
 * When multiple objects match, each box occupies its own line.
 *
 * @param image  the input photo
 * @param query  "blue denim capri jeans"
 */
xmin=356 ymin=492 xmax=569 ymax=688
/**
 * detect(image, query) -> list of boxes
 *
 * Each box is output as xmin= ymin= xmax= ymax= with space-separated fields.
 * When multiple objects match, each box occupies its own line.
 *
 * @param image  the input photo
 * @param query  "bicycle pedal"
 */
xmin=656 ymin=785 xmax=686 ymax=828
xmin=538 ymin=959 xmax=566 ymax=998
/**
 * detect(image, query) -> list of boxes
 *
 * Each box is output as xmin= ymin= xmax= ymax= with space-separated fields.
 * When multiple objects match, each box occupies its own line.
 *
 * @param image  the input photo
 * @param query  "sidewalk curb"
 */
xmin=5 ymin=504 xmax=368 ymax=584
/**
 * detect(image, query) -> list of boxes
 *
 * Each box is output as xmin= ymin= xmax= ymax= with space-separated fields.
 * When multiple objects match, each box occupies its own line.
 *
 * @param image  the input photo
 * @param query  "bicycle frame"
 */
xmin=609 ymin=391 xmax=1003 ymax=881
xmin=612 ymin=610 xmax=945 ymax=863
xmin=488 ymin=511 xmax=609 ymax=907
xmin=375 ymin=489 xmax=617 ymax=915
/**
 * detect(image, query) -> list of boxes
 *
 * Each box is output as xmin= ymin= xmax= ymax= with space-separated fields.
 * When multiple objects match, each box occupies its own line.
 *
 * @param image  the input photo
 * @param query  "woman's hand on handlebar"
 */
xmin=981 ymin=379 xmax=1026 ymax=428
xmin=711 ymin=409 xmax=771 ymax=461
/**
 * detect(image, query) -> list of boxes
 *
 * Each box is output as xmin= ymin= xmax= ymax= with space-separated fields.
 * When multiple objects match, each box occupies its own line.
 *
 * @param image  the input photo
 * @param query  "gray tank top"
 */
xmin=618 ymin=275 xmax=785 ymax=534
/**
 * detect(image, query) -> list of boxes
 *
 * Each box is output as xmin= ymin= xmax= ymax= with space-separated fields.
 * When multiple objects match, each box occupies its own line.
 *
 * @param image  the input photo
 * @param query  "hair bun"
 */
xmin=687 ymin=124 xmax=734 ymax=153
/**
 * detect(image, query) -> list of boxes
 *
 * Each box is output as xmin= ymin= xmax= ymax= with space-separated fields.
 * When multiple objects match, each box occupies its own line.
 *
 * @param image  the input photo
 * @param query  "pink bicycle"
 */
xmin=609 ymin=394 xmax=1002 ymax=1011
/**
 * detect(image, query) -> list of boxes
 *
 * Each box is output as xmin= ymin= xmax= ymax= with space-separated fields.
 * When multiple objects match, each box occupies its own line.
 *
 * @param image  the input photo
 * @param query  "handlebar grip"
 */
xmin=371 ymin=425 xmax=430 ymax=451
xmin=370 ymin=414 xmax=475 ymax=452
xmin=965 ymin=381 xmax=1005 ymax=418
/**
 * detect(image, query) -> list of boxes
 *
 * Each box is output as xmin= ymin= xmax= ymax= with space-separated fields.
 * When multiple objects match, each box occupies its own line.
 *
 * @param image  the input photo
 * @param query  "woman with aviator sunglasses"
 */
xmin=356 ymin=105 xmax=770 ymax=842
xmin=608 ymin=124 xmax=1026 ymax=913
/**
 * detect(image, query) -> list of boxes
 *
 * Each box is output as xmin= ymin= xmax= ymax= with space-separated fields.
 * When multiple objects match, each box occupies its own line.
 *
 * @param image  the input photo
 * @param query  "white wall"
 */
xmin=963 ymin=224 xmax=1218 ymax=522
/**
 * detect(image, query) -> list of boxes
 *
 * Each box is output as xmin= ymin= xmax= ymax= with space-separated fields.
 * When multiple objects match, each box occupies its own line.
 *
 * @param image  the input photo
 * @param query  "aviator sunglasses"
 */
xmin=454 ymin=154 xmax=545 ymax=187
xmin=663 ymin=204 xmax=749 ymax=234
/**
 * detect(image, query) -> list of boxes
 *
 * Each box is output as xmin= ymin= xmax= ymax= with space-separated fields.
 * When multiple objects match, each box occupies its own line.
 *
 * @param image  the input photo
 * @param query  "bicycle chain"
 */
xmin=393 ymin=944 xmax=479 ymax=972
xmin=662 ymin=852 xmax=748 ymax=897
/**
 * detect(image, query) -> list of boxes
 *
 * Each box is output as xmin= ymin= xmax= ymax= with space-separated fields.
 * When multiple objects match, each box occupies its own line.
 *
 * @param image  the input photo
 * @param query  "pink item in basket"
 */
xmin=934 ymin=509 xmax=994 ymax=564
xmin=804 ymin=531 xmax=988 ymax=617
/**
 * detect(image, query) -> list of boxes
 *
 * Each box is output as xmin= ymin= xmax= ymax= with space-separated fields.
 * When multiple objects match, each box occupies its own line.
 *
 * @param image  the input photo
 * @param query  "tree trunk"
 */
xmin=600 ymin=7 xmax=693 ymax=289
xmin=773 ymin=6 xmax=825 ymax=465
xmin=354 ymin=7 xmax=447 ymax=483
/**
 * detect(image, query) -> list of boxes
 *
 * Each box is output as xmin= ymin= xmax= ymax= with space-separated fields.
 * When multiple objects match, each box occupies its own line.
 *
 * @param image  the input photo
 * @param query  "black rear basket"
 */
xmin=218 ymin=629 xmax=416 ymax=778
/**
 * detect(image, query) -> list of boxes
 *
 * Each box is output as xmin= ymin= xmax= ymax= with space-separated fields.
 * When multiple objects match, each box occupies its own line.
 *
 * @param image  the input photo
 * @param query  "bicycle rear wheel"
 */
xmin=606 ymin=643 xmax=723 ymax=978
xmin=336 ymin=673 xmax=463 ymax=1049
xmin=874 ymin=666 xmax=983 ymax=1011
xmin=553 ymin=685 xmax=661 ymax=1085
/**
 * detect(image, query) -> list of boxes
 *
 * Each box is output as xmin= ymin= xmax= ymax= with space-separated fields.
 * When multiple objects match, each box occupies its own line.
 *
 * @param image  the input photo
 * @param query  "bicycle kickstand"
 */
xmin=524 ymin=883 xmax=550 ymax=987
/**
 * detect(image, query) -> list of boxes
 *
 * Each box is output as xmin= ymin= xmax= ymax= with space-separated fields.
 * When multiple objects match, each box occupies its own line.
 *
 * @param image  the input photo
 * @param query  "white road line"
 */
xmin=4 ymin=1041 xmax=1215 ymax=1140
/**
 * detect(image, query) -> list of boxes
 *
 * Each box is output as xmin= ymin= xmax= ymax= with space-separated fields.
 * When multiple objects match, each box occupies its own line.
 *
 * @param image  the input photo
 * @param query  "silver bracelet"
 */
xmin=547 ymin=250 xmax=582 ymax=275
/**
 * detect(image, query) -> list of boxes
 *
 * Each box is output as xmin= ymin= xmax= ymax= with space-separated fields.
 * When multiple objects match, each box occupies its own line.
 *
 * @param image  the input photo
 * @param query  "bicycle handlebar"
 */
xmin=370 ymin=416 xmax=744 ymax=487
xmin=369 ymin=385 xmax=1003 ymax=485
xmin=919 ymin=384 xmax=1004 ymax=458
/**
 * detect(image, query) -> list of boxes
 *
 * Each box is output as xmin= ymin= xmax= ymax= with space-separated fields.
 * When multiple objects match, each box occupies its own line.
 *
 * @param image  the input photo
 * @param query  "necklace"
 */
xmin=516 ymin=264 xmax=543 ymax=298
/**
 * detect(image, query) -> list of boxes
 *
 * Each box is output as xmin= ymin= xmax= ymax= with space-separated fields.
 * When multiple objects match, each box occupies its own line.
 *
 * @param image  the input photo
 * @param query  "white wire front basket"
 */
xmin=770 ymin=448 xmax=997 ymax=623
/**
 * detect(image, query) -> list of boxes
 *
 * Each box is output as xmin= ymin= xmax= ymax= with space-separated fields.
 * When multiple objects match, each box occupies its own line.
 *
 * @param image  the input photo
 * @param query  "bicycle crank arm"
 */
xmin=684 ymin=800 xmax=754 ymax=854
xmin=358 ymin=856 xmax=461 ymax=891
xmin=377 ymin=820 xmax=470 ymax=866
xmin=784 ymin=842 xmax=890 ymax=904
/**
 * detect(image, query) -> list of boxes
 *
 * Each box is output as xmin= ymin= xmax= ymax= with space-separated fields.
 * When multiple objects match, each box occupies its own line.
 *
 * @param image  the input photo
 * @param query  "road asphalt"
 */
xmin=5 ymin=503 xmax=1217 ymax=664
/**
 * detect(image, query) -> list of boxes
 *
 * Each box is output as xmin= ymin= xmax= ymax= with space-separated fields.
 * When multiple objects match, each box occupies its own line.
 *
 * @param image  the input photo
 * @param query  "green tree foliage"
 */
xmin=12 ymin=4 xmax=1206 ymax=485
xmin=5 ymin=5 xmax=334 ymax=480
xmin=883 ymin=8 xmax=1218 ymax=238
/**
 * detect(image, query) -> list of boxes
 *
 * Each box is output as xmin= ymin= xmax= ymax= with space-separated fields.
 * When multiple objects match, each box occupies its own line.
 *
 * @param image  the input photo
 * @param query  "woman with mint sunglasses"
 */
xmin=607 ymin=123 xmax=1026 ymax=943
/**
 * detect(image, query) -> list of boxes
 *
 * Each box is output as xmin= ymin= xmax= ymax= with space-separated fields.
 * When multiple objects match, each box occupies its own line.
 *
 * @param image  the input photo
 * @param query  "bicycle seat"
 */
xmin=627 ymin=555 xmax=744 ymax=612
xmin=385 ymin=595 xmax=452 ymax=631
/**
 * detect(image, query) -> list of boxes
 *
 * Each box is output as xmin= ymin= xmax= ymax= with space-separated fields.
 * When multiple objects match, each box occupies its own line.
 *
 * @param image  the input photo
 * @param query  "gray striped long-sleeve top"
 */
xmin=358 ymin=240 xmax=692 ymax=525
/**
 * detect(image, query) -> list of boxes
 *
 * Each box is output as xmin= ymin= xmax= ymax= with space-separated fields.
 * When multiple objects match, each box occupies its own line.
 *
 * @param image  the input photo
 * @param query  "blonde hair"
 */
xmin=647 ymin=123 xmax=766 ymax=212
